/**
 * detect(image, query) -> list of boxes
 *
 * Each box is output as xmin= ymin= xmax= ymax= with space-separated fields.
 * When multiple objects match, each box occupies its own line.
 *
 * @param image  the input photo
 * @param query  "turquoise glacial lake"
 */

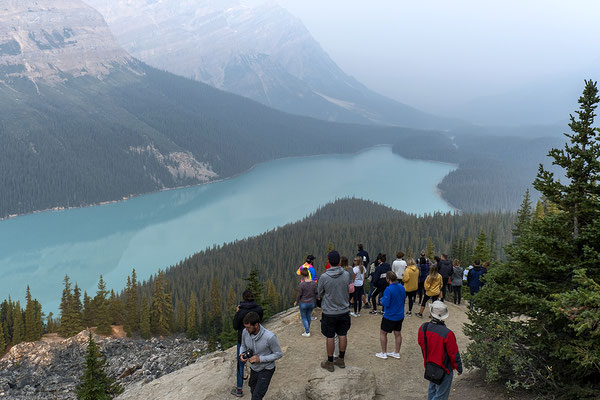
xmin=0 ymin=146 xmax=455 ymax=313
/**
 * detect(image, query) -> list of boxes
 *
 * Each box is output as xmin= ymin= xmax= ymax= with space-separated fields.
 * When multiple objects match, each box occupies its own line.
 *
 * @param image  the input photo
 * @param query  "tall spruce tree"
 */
xmin=513 ymin=189 xmax=532 ymax=238
xmin=108 ymin=290 xmax=124 ymax=326
xmin=150 ymin=271 xmax=172 ymax=336
xmin=465 ymin=80 xmax=600 ymax=398
xmin=95 ymin=276 xmax=112 ymax=335
xmin=82 ymin=292 xmax=95 ymax=328
xmin=11 ymin=301 xmax=23 ymax=345
xmin=24 ymin=286 xmax=38 ymax=342
xmin=140 ymin=296 xmax=151 ymax=340
xmin=124 ymin=270 xmax=139 ymax=337
xmin=186 ymin=293 xmax=198 ymax=340
xmin=0 ymin=321 xmax=6 ymax=353
xmin=76 ymin=334 xmax=123 ymax=400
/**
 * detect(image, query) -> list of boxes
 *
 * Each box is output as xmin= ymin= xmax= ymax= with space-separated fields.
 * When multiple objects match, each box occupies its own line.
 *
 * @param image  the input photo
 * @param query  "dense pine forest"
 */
xmin=393 ymin=131 xmax=565 ymax=212
xmin=0 ymin=198 xmax=514 ymax=354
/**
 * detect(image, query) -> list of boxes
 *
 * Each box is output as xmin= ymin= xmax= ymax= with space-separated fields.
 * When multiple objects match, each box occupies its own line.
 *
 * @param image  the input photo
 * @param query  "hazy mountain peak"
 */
xmin=0 ymin=0 xmax=133 ymax=83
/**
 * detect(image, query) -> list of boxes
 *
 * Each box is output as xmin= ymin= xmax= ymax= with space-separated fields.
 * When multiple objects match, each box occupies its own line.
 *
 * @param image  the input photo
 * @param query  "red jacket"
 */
xmin=418 ymin=321 xmax=463 ymax=374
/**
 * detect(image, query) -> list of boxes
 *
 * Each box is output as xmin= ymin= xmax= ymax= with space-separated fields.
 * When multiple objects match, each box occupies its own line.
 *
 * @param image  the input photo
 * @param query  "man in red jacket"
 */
xmin=417 ymin=301 xmax=463 ymax=400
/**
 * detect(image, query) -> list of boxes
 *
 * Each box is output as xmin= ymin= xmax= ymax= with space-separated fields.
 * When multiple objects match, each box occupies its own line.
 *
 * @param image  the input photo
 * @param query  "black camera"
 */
xmin=241 ymin=349 xmax=254 ymax=361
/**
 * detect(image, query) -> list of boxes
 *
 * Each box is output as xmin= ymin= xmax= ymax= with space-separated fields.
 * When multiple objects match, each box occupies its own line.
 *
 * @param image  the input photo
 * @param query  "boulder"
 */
xmin=306 ymin=366 xmax=377 ymax=400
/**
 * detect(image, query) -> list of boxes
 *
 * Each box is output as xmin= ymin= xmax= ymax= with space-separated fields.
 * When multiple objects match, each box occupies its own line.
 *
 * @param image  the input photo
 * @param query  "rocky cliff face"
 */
xmin=83 ymin=0 xmax=458 ymax=129
xmin=0 ymin=0 xmax=134 ymax=83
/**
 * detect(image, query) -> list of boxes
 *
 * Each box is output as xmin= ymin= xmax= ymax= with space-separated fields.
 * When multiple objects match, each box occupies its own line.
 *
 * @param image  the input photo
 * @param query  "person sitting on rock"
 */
xmin=317 ymin=250 xmax=352 ymax=372
xmin=239 ymin=312 xmax=283 ymax=400
xmin=375 ymin=271 xmax=406 ymax=360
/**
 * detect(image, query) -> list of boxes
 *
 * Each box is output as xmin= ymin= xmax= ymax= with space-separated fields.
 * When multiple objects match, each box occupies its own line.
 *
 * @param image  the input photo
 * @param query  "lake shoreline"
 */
xmin=1 ymin=144 xmax=458 ymax=222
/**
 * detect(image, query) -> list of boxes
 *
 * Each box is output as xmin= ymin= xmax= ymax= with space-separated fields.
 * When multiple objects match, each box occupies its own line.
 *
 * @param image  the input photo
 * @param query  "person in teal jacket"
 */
xmin=376 ymin=271 xmax=406 ymax=359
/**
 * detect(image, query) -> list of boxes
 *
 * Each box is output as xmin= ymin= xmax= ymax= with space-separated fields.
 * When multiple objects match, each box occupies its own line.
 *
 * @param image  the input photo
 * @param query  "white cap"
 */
xmin=429 ymin=300 xmax=449 ymax=320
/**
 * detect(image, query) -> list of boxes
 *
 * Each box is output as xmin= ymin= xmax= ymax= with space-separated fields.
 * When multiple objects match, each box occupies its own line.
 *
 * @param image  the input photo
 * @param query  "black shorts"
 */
xmin=321 ymin=313 xmax=351 ymax=338
xmin=380 ymin=317 xmax=404 ymax=333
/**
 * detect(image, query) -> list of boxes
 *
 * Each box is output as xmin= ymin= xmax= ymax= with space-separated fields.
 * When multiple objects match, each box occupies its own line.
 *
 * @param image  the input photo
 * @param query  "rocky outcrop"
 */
xmin=0 ymin=330 xmax=207 ymax=400
xmin=306 ymin=367 xmax=377 ymax=400
xmin=0 ymin=0 xmax=135 ymax=83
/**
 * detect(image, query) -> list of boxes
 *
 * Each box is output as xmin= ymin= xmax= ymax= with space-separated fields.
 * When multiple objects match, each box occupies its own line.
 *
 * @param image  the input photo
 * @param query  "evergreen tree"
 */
xmin=264 ymin=279 xmax=280 ymax=318
xmin=108 ymin=290 xmax=124 ymax=326
xmin=12 ymin=301 xmax=23 ymax=345
xmin=534 ymin=199 xmax=545 ymax=220
xmin=186 ymin=293 xmax=198 ymax=340
xmin=465 ymin=80 xmax=600 ymax=398
xmin=513 ymin=189 xmax=532 ymax=238
xmin=24 ymin=286 xmax=38 ymax=342
xmin=46 ymin=312 xmax=58 ymax=334
xmin=208 ymin=278 xmax=223 ymax=342
xmin=72 ymin=284 xmax=84 ymax=333
xmin=426 ymin=237 xmax=435 ymax=260
xmin=473 ymin=231 xmax=491 ymax=262
xmin=175 ymin=300 xmax=186 ymax=333
xmin=243 ymin=267 xmax=265 ymax=308
xmin=82 ymin=292 xmax=95 ymax=328
xmin=0 ymin=321 xmax=6 ymax=353
xmin=76 ymin=334 xmax=123 ymax=400
xmin=94 ymin=276 xmax=112 ymax=336
xmin=140 ymin=296 xmax=151 ymax=340
xmin=150 ymin=270 xmax=173 ymax=336
xmin=124 ymin=270 xmax=139 ymax=337
xmin=227 ymin=285 xmax=236 ymax=313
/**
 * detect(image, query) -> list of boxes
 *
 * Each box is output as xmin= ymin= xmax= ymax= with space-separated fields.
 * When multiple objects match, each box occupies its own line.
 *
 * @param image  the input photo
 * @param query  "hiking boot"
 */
xmin=321 ymin=360 xmax=334 ymax=372
xmin=333 ymin=358 xmax=346 ymax=368
xmin=231 ymin=388 xmax=243 ymax=397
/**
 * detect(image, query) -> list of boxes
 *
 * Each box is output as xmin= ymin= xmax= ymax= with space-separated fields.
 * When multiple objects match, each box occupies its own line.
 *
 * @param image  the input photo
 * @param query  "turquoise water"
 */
xmin=0 ymin=146 xmax=455 ymax=313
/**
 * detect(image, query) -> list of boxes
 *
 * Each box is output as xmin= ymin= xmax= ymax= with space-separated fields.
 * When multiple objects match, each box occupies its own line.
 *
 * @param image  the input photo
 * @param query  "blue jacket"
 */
xmin=418 ymin=262 xmax=430 ymax=283
xmin=467 ymin=266 xmax=487 ymax=292
xmin=380 ymin=282 xmax=406 ymax=321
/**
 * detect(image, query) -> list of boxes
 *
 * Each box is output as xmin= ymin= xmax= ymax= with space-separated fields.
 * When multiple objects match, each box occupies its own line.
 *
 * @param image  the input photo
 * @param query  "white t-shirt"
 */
xmin=353 ymin=266 xmax=366 ymax=286
xmin=391 ymin=259 xmax=407 ymax=279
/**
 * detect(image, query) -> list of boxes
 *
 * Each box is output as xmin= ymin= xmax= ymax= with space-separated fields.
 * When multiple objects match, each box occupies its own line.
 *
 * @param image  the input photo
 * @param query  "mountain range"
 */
xmin=0 ymin=0 xmax=423 ymax=219
xmin=83 ymin=0 xmax=460 ymax=130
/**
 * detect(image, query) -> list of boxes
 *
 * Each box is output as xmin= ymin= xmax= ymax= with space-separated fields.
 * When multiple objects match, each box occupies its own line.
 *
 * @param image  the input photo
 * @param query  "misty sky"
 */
xmin=273 ymin=0 xmax=600 ymax=115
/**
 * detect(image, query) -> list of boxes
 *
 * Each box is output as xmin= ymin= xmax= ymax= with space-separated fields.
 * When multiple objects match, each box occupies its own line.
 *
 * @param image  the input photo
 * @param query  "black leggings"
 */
xmin=417 ymin=282 xmax=425 ymax=303
xmin=421 ymin=294 xmax=438 ymax=307
xmin=452 ymin=285 xmax=462 ymax=304
xmin=406 ymin=290 xmax=417 ymax=312
xmin=353 ymin=285 xmax=365 ymax=313
xmin=372 ymin=286 xmax=385 ymax=311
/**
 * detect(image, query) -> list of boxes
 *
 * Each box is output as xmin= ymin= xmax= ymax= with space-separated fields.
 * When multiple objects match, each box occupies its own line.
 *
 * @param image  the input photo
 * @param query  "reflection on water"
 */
xmin=0 ymin=146 xmax=455 ymax=312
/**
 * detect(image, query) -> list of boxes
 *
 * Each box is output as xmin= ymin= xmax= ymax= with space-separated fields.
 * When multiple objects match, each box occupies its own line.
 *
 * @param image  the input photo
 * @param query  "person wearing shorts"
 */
xmin=317 ymin=250 xmax=352 ymax=372
xmin=376 ymin=271 xmax=406 ymax=359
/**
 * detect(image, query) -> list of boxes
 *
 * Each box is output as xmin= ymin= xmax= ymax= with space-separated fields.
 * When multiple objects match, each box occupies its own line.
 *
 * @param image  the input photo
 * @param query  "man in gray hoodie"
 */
xmin=239 ymin=312 xmax=283 ymax=400
xmin=317 ymin=250 xmax=352 ymax=372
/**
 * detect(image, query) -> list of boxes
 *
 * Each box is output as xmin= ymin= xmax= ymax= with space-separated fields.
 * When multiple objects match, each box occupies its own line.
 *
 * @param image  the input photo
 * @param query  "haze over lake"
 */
xmin=0 ymin=146 xmax=455 ymax=312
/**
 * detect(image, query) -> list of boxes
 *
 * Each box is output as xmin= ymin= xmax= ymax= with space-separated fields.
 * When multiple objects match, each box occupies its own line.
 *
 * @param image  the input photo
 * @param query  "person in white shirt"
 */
xmin=350 ymin=257 xmax=366 ymax=316
xmin=391 ymin=252 xmax=408 ymax=282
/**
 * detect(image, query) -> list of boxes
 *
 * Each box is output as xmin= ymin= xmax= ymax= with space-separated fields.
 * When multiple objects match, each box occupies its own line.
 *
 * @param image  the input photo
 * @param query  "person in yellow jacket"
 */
xmin=402 ymin=258 xmax=419 ymax=316
xmin=416 ymin=265 xmax=442 ymax=317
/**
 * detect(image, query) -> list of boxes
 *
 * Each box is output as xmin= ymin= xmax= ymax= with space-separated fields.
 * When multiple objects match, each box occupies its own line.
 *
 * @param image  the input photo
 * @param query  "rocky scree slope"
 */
xmin=0 ymin=330 xmax=207 ymax=400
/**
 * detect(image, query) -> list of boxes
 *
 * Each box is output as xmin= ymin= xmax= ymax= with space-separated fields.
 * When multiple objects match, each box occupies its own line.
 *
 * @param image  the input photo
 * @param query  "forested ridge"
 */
xmin=0 ymin=198 xmax=514 ymax=354
xmin=393 ymin=131 xmax=565 ymax=212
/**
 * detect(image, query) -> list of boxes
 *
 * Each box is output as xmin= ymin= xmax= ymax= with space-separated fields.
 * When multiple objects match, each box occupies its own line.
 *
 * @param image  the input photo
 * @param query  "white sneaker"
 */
xmin=349 ymin=312 xmax=358 ymax=317
xmin=356 ymin=313 xmax=361 ymax=317
xmin=375 ymin=352 xmax=388 ymax=359
xmin=301 ymin=332 xmax=310 ymax=337
xmin=387 ymin=352 xmax=400 ymax=359
xmin=311 ymin=316 xmax=317 ymax=321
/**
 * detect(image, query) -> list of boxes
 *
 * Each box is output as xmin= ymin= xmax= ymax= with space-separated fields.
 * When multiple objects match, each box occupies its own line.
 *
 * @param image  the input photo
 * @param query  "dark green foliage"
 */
xmin=150 ymin=271 xmax=173 ymax=336
xmin=139 ymin=296 xmax=151 ymax=340
xmin=94 ymin=276 xmax=112 ymax=336
xmin=76 ymin=334 xmax=123 ymax=400
xmin=186 ymin=293 xmax=198 ymax=340
xmin=11 ymin=301 xmax=23 ymax=345
xmin=174 ymin=300 xmax=186 ymax=333
xmin=82 ymin=292 xmax=95 ymax=328
xmin=59 ymin=276 xmax=84 ymax=338
xmin=464 ymin=81 xmax=600 ymax=398
xmin=108 ymin=290 xmax=124 ymax=326
xmin=0 ymin=321 xmax=5 ymax=354
xmin=123 ymin=270 xmax=139 ymax=337
xmin=46 ymin=312 xmax=58 ymax=334
xmin=23 ymin=286 xmax=43 ymax=342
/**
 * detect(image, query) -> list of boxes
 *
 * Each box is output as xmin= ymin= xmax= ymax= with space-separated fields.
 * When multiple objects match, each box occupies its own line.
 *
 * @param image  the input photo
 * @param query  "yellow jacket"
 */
xmin=424 ymin=274 xmax=443 ymax=297
xmin=402 ymin=265 xmax=419 ymax=292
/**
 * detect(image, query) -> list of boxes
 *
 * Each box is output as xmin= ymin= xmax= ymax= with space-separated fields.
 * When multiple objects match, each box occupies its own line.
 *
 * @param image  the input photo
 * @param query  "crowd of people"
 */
xmin=230 ymin=244 xmax=488 ymax=400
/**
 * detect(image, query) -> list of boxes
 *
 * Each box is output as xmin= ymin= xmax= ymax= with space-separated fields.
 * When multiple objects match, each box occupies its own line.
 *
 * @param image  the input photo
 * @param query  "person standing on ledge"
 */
xmin=239 ymin=312 xmax=283 ymax=400
xmin=318 ymin=250 xmax=352 ymax=372
xmin=296 ymin=254 xmax=317 ymax=282
xmin=418 ymin=301 xmax=462 ymax=400
xmin=376 ymin=271 xmax=406 ymax=360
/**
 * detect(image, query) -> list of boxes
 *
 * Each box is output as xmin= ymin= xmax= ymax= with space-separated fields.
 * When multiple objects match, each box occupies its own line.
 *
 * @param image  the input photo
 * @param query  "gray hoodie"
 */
xmin=240 ymin=324 xmax=283 ymax=372
xmin=318 ymin=266 xmax=351 ymax=315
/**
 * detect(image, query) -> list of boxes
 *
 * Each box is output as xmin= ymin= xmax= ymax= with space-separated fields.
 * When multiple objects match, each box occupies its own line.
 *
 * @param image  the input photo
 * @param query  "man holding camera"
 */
xmin=239 ymin=312 xmax=283 ymax=400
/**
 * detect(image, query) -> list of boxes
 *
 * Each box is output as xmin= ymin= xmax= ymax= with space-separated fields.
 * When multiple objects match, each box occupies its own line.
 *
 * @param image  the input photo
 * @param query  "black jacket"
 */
xmin=372 ymin=262 xmax=391 ymax=288
xmin=232 ymin=301 xmax=264 ymax=343
xmin=438 ymin=259 xmax=453 ymax=280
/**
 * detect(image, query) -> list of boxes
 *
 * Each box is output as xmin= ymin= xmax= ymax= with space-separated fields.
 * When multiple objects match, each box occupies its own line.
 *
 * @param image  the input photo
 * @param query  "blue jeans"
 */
xmin=236 ymin=342 xmax=246 ymax=389
xmin=428 ymin=370 xmax=453 ymax=400
xmin=299 ymin=302 xmax=315 ymax=333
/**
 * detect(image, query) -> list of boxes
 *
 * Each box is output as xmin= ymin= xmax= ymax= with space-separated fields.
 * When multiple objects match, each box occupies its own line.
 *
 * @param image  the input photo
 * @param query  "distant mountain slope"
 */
xmin=0 ymin=0 xmax=427 ymax=219
xmin=83 ymin=0 xmax=460 ymax=130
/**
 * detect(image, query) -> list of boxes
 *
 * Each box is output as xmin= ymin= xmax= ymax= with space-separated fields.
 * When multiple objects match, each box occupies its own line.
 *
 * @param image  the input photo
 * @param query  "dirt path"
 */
xmin=264 ymin=301 xmax=524 ymax=400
